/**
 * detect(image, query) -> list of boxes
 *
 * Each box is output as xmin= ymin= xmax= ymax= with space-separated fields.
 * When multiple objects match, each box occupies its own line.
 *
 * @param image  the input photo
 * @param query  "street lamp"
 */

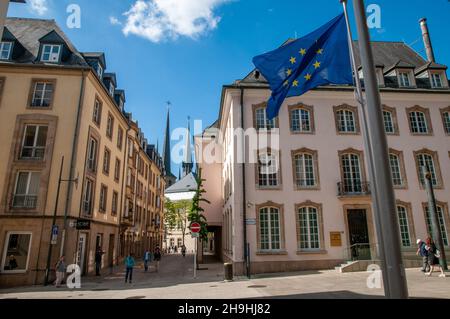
xmin=44 ymin=156 xmax=78 ymax=286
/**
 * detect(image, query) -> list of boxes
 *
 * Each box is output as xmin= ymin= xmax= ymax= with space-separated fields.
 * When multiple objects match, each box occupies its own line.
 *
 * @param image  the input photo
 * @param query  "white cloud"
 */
xmin=120 ymin=0 xmax=230 ymax=43
xmin=110 ymin=16 xmax=122 ymax=26
xmin=28 ymin=0 xmax=49 ymax=16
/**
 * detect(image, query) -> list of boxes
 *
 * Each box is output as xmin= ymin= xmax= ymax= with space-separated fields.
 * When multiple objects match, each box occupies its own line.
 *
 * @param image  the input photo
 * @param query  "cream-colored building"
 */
xmin=196 ymin=24 xmax=450 ymax=275
xmin=0 ymin=18 xmax=165 ymax=287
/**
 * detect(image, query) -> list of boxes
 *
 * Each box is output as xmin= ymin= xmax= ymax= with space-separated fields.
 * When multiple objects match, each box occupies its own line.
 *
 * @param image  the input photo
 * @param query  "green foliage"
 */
xmin=188 ymin=169 xmax=210 ymax=241
xmin=164 ymin=198 xmax=192 ymax=245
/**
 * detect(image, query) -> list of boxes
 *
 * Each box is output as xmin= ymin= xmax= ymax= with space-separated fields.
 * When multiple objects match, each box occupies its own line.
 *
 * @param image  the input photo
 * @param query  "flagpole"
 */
xmin=352 ymin=0 xmax=408 ymax=298
xmin=340 ymin=0 xmax=390 ymax=295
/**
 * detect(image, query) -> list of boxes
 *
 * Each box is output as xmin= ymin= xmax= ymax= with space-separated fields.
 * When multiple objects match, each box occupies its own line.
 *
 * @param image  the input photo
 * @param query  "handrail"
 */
xmin=344 ymin=242 xmax=378 ymax=261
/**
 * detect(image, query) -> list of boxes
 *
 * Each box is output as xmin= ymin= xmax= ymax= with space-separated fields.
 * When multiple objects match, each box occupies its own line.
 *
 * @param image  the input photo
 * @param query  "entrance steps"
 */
xmin=336 ymin=259 xmax=423 ymax=273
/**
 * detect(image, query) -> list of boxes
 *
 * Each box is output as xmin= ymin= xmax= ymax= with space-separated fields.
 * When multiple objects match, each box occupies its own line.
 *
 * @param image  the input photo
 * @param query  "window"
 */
xmin=114 ymin=158 xmax=121 ymax=181
xmin=2 ymin=233 xmax=32 ymax=272
xmin=117 ymin=127 xmax=124 ymax=150
xmin=431 ymin=73 xmax=442 ymax=88
xmin=293 ymin=151 xmax=317 ymax=188
xmin=40 ymin=44 xmax=61 ymax=63
xmin=337 ymin=109 xmax=356 ymax=133
xmin=297 ymin=206 xmax=320 ymax=250
xmin=290 ymin=107 xmax=312 ymax=133
xmin=106 ymin=114 xmax=114 ymax=139
xmin=442 ymin=111 xmax=450 ymax=134
xmin=341 ymin=153 xmax=363 ymax=193
xmin=21 ymin=125 xmax=48 ymax=160
xmin=83 ymin=179 xmax=94 ymax=215
xmin=259 ymin=207 xmax=281 ymax=251
xmin=12 ymin=172 xmax=40 ymax=208
xmin=389 ymin=153 xmax=403 ymax=187
xmin=399 ymin=72 xmax=410 ymax=87
xmin=112 ymin=191 xmax=118 ymax=216
xmin=255 ymin=107 xmax=276 ymax=130
xmin=409 ymin=111 xmax=428 ymax=134
xmin=0 ymin=41 xmax=13 ymax=60
xmin=99 ymin=185 xmax=107 ymax=213
xmin=383 ymin=111 xmax=394 ymax=134
xmin=93 ymin=99 xmax=102 ymax=125
xmin=87 ymin=137 xmax=98 ymax=172
xmin=397 ymin=206 xmax=411 ymax=247
xmin=416 ymin=152 xmax=438 ymax=187
xmin=103 ymin=148 xmax=111 ymax=175
xmin=96 ymin=63 xmax=103 ymax=78
xmin=425 ymin=205 xmax=448 ymax=246
xmin=258 ymin=151 xmax=280 ymax=188
xmin=109 ymin=83 xmax=115 ymax=96
xmin=30 ymin=81 xmax=54 ymax=108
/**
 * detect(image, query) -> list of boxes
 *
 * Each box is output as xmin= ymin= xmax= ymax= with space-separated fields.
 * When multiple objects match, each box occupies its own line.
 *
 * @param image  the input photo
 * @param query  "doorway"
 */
xmin=347 ymin=209 xmax=371 ymax=260
xmin=108 ymin=234 xmax=115 ymax=268
xmin=77 ymin=233 xmax=87 ymax=275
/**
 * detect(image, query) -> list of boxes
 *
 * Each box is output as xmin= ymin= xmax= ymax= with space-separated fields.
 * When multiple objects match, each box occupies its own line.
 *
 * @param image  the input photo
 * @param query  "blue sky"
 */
xmin=7 ymin=0 xmax=450 ymax=175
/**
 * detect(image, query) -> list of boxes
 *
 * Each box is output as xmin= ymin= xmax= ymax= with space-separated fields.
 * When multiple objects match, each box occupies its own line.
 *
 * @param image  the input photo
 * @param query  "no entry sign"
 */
xmin=190 ymin=222 xmax=201 ymax=233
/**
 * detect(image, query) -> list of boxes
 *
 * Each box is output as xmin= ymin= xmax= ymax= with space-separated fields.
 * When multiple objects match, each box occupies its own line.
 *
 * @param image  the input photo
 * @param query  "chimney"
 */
xmin=419 ymin=18 xmax=435 ymax=62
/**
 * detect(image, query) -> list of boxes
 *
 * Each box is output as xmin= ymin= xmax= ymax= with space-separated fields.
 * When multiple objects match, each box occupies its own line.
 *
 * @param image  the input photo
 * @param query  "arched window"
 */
xmin=389 ymin=153 xmax=403 ymax=186
xmin=259 ymin=207 xmax=281 ymax=251
xmin=424 ymin=204 xmax=448 ymax=246
xmin=293 ymin=151 xmax=318 ymax=188
xmin=258 ymin=151 xmax=280 ymax=187
xmin=396 ymin=205 xmax=411 ymax=247
xmin=337 ymin=109 xmax=356 ymax=133
xmin=341 ymin=153 xmax=362 ymax=193
xmin=297 ymin=206 xmax=320 ymax=250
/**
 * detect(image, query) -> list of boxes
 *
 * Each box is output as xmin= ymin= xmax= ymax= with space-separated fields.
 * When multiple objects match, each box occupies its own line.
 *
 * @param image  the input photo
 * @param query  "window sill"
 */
xmin=256 ymin=186 xmax=283 ymax=191
xmin=296 ymin=250 xmax=328 ymax=255
xmin=410 ymin=132 xmax=433 ymax=137
xmin=256 ymin=250 xmax=288 ymax=256
xmin=294 ymin=186 xmax=320 ymax=191
xmin=290 ymin=131 xmax=315 ymax=135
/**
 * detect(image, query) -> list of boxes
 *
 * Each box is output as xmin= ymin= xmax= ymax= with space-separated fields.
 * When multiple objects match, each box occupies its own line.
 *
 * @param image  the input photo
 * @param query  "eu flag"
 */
xmin=253 ymin=13 xmax=353 ymax=120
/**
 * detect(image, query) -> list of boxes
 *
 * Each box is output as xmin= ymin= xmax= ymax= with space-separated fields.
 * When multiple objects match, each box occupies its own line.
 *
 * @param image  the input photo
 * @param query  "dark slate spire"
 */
xmin=182 ymin=117 xmax=193 ymax=178
xmin=162 ymin=104 xmax=176 ymax=187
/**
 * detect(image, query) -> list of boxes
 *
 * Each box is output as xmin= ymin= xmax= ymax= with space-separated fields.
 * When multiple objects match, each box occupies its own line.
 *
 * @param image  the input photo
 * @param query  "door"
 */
xmin=347 ymin=209 xmax=371 ymax=260
xmin=108 ymin=234 xmax=115 ymax=267
xmin=77 ymin=233 xmax=87 ymax=275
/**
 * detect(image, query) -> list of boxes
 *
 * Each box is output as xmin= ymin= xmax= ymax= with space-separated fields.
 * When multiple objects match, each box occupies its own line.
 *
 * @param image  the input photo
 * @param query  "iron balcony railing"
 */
xmin=337 ymin=181 xmax=371 ymax=196
xmin=12 ymin=195 xmax=38 ymax=208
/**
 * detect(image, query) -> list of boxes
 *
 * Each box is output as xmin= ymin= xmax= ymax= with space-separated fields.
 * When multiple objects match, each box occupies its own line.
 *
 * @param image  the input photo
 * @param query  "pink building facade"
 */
xmin=195 ymin=40 xmax=450 ymax=275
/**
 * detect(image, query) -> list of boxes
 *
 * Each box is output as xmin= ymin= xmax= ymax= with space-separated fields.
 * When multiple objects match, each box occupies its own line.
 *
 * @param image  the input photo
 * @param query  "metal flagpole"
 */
xmin=340 ymin=0 xmax=390 ymax=294
xmin=352 ymin=0 xmax=408 ymax=298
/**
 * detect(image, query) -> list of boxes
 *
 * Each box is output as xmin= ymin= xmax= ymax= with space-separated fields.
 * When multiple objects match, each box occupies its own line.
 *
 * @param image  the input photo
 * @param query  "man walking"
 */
xmin=95 ymin=247 xmax=104 ymax=276
xmin=143 ymin=249 xmax=151 ymax=272
xmin=416 ymin=239 xmax=429 ymax=273
xmin=54 ymin=256 xmax=67 ymax=288
xmin=153 ymin=246 xmax=161 ymax=273
xmin=125 ymin=253 xmax=135 ymax=284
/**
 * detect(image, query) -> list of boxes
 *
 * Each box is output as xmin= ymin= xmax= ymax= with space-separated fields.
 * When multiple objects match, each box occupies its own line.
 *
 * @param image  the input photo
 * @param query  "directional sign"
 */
xmin=51 ymin=225 xmax=58 ymax=245
xmin=190 ymin=222 xmax=201 ymax=233
xmin=191 ymin=233 xmax=200 ymax=238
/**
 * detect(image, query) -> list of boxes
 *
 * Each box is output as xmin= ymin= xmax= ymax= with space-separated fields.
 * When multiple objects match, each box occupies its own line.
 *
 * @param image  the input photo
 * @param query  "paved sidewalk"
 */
xmin=0 ymin=255 xmax=448 ymax=299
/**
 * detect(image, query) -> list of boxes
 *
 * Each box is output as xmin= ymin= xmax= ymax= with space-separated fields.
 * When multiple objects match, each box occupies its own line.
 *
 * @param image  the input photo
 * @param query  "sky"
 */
xmin=7 ymin=0 xmax=450 ymax=175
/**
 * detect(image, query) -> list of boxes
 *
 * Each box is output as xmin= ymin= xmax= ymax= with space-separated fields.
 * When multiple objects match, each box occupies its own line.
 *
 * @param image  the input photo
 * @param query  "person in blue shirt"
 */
xmin=124 ymin=253 xmax=135 ymax=284
xmin=416 ymin=239 xmax=429 ymax=273
xmin=143 ymin=250 xmax=152 ymax=272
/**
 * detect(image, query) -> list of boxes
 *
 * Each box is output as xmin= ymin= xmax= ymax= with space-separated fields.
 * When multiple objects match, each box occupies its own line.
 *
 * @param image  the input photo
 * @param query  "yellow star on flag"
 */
xmin=313 ymin=61 xmax=321 ymax=69
xmin=316 ymin=48 xmax=324 ymax=55
xmin=299 ymin=48 xmax=307 ymax=56
xmin=286 ymin=69 xmax=292 ymax=76
xmin=304 ymin=73 xmax=312 ymax=81
xmin=290 ymin=57 xmax=296 ymax=64
xmin=292 ymin=80 xmax=299 ymax=87
xmin=283 ymin=80 xmax=289 ymax=86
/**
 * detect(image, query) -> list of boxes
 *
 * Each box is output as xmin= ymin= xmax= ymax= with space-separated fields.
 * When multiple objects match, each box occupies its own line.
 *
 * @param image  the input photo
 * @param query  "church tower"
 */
xmin=162 ymin=107 xmax=176 ymax=187
xmin=182 ymin=117 xmax=193 ymax=178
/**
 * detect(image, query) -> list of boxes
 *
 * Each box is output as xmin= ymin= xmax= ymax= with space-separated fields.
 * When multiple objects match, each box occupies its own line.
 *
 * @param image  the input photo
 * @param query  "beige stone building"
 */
xmin=0 ymin=18 xmax=165 ymax=287
xmin=196 ymin=23 xmax=450 ymax=275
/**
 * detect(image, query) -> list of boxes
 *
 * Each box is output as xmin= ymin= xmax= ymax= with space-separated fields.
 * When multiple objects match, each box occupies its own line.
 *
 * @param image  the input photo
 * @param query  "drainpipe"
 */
xmin=119 ymin=124 xmax=131 ymax=259
xmin=240 ymin=87 xmax=250 ymax=278
xmin=419 ymin=18 xmax=435 ymax=63
xmin=62 ymin=69 xmax=86 ymax=259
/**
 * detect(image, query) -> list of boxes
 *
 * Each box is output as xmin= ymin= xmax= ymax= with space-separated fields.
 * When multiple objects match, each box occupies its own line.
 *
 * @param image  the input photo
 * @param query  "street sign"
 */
xmin=190 ymin=222 xmax=201 ymax=233
xmin=245 ymin=218 xmax=256 ymax=225
xmin=191 ymin=233 xmax=199 ymax=238
xmin=75 ymin=219 xmax=91 ymax=230
xmin=51 ymin=225 xmax=58 ymax=245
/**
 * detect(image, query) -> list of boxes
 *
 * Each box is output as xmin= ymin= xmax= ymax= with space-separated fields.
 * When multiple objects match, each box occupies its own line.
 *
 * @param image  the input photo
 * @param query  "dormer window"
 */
xmin=41 ymin=44 xmax=61 ymax=63
xmin=431 ymin=73 xmax=442 ymax=88
xmin=0 ymin=41 xmax=13 ymax=60
xmin=96 ymin=63 xmax=103 ymax=78
xmin=109 ymin=83 xmax=114 ymax=96
xmin=398 ymin=72 xmax=411 ymax=87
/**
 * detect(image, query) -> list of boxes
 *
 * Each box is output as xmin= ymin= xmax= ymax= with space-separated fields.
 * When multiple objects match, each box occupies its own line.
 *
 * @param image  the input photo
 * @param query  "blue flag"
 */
xmin=253 ymin=13 xmax=353 ymax=120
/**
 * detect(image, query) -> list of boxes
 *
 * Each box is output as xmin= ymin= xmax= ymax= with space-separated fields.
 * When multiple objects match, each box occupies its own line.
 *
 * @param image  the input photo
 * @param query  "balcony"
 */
xmin=337 ymin=181 xmax=371 ymax=197
xmin=12 ymin=195 xmax=38 ymax=209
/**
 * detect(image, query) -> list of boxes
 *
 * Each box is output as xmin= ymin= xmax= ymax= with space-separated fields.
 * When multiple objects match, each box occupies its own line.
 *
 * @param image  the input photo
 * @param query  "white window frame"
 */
xmin=397 ymin=206 xmax=411 ymax=247
xmin=1 ymin=231 xmax=33 ymax=274
xmin=383 ymin=110 xmax=394 ymax=134
xmin=294 ymin=153 xmax=316 ymax=188
xmin=87 ymin=137 xmax=97 ymax=171
xmin=259 ymin=207 xmax=281 ymax=251
xmin=443 ymin=112 xmax=450 ymax=134
xmin=83 ymin=179 xmax=93 ymax=215
xmin=258 ymin=152 xmax=279 ymax=188
xmin=337 ymin=110 xmax=356 ymax=133
xmin=341 ymin=153 xmax=362 ymax=193
xmin=93 ymin=99 xmax=101 ymax=124
xmin=431 ymin=72 xmax=443 ymax=88
xmin=291 ymin=108 xmax=311 ymax=133
xmin=398 ymin=71 xmax=411 ymax=87
xmin=103 ymin=149 xmax=110 ymax=174
xmin=99 ymin=185 xmax=107 ymax=212
xmin=409 ymin=111 xmax=428 ymax=134
xmin=255 ymin=108 xmax=276 ymax=131
xmin=12 ymin=171 xmax=40 ymax=208
xmin=417 ymin=153 xmax=438 ymax=186
xmin=96 ymin=63 xmax=103 ymax=78
xmin=40 ymin=44 xmax=61 ymax=63
xmin=298 ymin=206 xmax=320 ymax=250
xmin=21 ymin=125 xmax=48 ymax=160
xmin=389 ymin=153 xmax=403 ymax=187
xmin=31 ymin=81 xmax=54 ymax=108
xmin=425 ymin=205 xmax=448 ymax=246
xmin=109 ymin=83 xmax=115 ymax=96
xmin=0 ymin=41 xmax=13 ymax=60
xmin=106 ymin=115 xmax=113 ymax=138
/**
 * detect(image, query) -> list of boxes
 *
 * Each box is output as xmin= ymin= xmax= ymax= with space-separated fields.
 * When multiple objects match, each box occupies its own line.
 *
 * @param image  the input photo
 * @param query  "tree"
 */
xmin=188 ymin=169 xmax=210 ymax=241
xmin=164 ymin=198 xmax=191 ymax=246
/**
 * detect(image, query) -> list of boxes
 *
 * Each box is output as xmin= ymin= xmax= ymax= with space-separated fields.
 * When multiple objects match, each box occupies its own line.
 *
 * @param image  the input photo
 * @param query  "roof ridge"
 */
xmin=6 ymin=17 xmax=55 ymax=23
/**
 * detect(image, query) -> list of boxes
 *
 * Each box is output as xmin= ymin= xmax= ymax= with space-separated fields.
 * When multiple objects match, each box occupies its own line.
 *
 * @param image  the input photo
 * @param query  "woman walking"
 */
xmin=425 ymin=236 xmax=446 ymax=278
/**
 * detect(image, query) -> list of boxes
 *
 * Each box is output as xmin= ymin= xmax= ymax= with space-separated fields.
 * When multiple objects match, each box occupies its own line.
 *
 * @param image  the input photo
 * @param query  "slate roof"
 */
xmin=165 ymin=173 xmax=198 ymax=194
xmin=3 ymin=17 xmax=88 ymax=66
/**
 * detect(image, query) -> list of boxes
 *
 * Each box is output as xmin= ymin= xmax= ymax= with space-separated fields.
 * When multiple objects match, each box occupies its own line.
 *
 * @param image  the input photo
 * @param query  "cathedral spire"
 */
xmin=182 ymin=116 xmax=193 ymax=177
xmin=162 ymin=102 xmax=176 ymax=187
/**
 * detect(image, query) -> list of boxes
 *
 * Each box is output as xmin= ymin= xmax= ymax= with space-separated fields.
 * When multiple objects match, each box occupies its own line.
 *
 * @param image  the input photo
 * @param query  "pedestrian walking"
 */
xmin=416 ymin=239 xmax=430 ymax=273
xmin=143 ymin=249 xmax=152 ymax=272
xmin=425 ymin=236 xmax=446 ymax=278
xmin=153 ymin=246 xmax=161 ymax=272
xmin=54 ymin=256 xmax=67 ymax=288
xmin=125 ymin=253 xmax=135 ymax=283
xmin=181 ymin=245 xmax=186 ymax=258
xmin=95 ymin=247 xmax=104 ymax=276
